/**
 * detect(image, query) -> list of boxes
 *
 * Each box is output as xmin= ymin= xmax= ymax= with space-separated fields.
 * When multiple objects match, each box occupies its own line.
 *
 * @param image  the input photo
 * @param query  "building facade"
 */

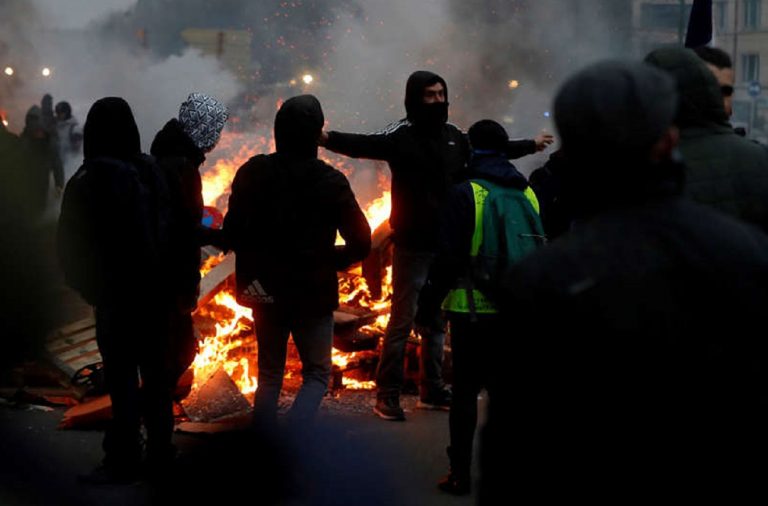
xmin=633 ymin=0 xmax=768 ymax=140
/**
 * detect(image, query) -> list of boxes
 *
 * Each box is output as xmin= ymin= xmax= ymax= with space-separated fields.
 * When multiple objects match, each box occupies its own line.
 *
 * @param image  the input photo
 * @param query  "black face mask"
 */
xmin=413 ymin=101 xmax=448 ymax=130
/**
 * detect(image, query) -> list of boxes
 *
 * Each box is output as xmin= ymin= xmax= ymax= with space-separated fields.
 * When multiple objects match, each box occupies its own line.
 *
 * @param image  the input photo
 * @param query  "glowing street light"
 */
xmin=41 ymin=67 xmax=51 ymax=77
xmin=3 ymin=66 xmax=13 ymax=76
xmin=302 ymin=73 xmax=314 ymax=85
xmin=508 ymin=79 xmax=520 ymax=89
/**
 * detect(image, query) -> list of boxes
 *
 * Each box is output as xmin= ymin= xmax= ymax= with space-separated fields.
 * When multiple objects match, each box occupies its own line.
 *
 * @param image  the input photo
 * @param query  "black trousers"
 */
xmin=446 ymin=312 xmax=500 ymax=478
xmin=95 ymin=301 xmax=174 ymax=467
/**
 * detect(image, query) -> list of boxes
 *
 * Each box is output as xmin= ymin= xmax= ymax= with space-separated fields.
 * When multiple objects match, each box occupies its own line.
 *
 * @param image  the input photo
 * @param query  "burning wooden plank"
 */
xmin=197 ymin=251 xmax=236 ymax=310
xmin=333 ymin=305 xmax=381 ymax=352
xmin=59 ymin=394 xmax=112 ymax=429
xmin=362 ymin=222 xmax=393 ymax=300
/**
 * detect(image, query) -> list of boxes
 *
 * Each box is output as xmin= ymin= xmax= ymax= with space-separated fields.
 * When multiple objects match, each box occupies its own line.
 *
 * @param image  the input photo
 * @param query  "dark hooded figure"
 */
xmin=223 ymin=94 xmax=371 ymax=428
xmin=645 ymin=47 xmax=768 ymax=232
xmin=483 ymin=61 xmax=768 ymax=502
xmin=150 ymin=92 xmax=228 ymax=395
xmin=529 ymin=149 xmax=574 ymax=239
xmin=20 ymin=104 xmax=64 ymax=214
xmin=319 ymin=70 xmax=552 ymax=421
xmin=0 ymin=112 xmax=55 ymax=376
xmin=57 ymin=97 xmax=174 ymax=485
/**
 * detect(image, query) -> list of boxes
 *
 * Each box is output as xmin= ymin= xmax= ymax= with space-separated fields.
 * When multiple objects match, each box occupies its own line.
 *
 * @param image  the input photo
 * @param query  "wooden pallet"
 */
xmin=45 ymin=317 xmax=100 ymax=380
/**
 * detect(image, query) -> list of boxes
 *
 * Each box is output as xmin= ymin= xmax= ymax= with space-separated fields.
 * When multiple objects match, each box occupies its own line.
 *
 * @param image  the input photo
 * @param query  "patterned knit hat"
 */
xmin=178 ymin=93 xmax=229 ymax=152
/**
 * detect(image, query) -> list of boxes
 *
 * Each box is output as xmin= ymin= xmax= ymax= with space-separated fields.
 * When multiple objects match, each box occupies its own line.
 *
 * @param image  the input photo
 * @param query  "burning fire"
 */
xmin=192 ymin=290 xmax=257 ymax=395
xmin=191 ymin=127 xmax=393 ymax=400
xmin=201 ymin=131 xmax=273 ymax=212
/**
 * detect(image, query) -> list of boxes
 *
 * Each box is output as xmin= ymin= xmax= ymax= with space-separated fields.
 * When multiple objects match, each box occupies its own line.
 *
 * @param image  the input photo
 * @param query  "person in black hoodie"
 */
xmin=150 ymin=93 xmax=229 ymax=393
xmin=484 ymin=60 xmax=768 ymax=502
xmin=58 ymin=97 xmax=172 ymax=484
xmin=223 ymin=95 xmax=371 ymax=429
xmin=320 ymin=70 xmax=553 ymax=421
xmin=417 ymin=119 xmax=544 ymax=496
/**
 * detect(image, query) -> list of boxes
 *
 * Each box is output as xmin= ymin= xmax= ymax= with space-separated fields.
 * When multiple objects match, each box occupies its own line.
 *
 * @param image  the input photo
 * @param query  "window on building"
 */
xmin=640 ymin=4 xmax=691 ymax=31
xmin=715 ymin=1 xmax=727 ymax=31
xmin=742 ymin=53 xmax=760 ymax=82
xmin=744 ymin=0 xmax=762 ymax=30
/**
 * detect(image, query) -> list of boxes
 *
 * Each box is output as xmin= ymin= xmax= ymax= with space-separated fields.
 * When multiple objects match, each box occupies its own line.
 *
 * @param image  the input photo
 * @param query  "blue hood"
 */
xmin=468 ymin=153 xmax=529 ymax=191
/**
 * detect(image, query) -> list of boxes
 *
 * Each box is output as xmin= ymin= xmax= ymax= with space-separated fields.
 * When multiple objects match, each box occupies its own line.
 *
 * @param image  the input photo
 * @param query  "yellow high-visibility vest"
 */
xmin=441 ymin=182 xmax=539 ymax=314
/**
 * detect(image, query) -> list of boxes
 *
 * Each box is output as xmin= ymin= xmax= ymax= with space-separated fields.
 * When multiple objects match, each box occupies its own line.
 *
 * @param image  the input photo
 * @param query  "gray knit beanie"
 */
xmin=178 ymin=92 xmax=229 ymax=152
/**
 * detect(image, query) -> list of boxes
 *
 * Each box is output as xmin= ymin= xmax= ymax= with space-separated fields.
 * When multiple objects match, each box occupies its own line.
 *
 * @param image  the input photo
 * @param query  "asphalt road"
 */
xmin=0 ymin=218 xmax=484 ymax=506
xmin=0 ymin=393 xmax=484 ymax=506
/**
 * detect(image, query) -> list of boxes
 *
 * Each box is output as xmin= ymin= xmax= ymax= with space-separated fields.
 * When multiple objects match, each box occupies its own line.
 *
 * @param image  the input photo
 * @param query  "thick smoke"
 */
xmin=2 ymin=0 xmax=635 ymax=184
xmin=1 ymin=0 xmax=242 ymax=159
xmin=316 ymin=0 xmax=633 ymax=173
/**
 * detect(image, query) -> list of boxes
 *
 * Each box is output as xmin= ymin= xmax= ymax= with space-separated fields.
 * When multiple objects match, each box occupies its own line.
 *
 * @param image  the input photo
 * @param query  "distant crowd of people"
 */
xmin=1 ymin=94 xmax=82 ymax=222
xmin=3 ymin=41 xmax=768 ymax=503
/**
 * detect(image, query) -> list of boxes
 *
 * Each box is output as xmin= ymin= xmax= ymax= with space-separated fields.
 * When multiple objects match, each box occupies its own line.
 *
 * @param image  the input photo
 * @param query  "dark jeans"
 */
xmin=376 ymin=246 xmax=445 ymax=399
xmin=95 ymin=301 xmax=174 ymax=468
xmin=446 ymin=313 xmax=499 ymax=478
xmin=252 ymin=310 xmax=334 ymax=426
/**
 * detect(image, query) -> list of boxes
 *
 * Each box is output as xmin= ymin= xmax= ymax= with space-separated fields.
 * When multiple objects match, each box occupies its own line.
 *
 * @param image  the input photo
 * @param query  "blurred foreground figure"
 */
xmin=57 ymin=97 xmax=173 ymax=484
xmin=224 ymin=95 xmax=370 ymax=429
xmin=482 ymin=61 xmax=768 ymax=502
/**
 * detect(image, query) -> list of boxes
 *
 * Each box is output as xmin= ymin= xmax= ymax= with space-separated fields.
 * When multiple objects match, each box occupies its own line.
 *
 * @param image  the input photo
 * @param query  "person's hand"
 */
xmin=318 ymin=130 xmax=329 ymax=146
xmin=534 ymin=133 xmax=554 ymax=152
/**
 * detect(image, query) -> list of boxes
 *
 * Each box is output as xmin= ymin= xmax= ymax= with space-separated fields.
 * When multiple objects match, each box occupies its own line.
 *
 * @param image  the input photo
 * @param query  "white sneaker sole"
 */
xmin=416 ymin=401 xmax=450 ymax=411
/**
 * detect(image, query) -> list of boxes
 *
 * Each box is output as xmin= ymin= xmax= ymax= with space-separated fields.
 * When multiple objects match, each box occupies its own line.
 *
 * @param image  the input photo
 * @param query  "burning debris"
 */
xmin=181 ymin=368 xmax=251 ymax=422
xmin=188 ymin=128 xmax=394 ymax=408
xmin=40 ymin=125 xmax=395 ymax=426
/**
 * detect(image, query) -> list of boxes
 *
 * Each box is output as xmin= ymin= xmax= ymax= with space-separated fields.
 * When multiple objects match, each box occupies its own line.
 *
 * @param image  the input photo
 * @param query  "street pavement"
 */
xmin=0 ymin=220 xmax=484 ymax=506
xmin=0 ymin=392 xmax=484 ymax=506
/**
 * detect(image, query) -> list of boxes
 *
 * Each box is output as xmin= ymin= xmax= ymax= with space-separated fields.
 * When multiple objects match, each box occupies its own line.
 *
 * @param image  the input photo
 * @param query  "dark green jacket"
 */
xmin=646 ymin=47 xmax=768 ymax=232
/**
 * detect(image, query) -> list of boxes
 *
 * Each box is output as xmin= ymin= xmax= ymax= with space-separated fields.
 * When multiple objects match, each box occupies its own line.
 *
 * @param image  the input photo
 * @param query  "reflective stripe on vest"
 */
xmin=441 ymin=182 xmax=540 ymax=314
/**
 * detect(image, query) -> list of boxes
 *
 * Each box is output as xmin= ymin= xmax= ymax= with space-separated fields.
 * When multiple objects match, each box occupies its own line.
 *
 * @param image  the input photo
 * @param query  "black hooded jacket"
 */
xmin=150 ymin=118 xmax=211 ymax=309
xmin=223 ymin=95 xmax=371 ymax=316
xmin=324 ymin=70 xmax=537 ymax=251
xmin=58 ymin=97 xmax=168 ymax=305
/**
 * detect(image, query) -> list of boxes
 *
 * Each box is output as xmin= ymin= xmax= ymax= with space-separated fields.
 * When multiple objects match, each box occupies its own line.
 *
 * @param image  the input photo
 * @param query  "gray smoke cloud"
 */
xmin=2 ymin=0 xmax=634 ymax=195
xmin=314 ymin=0 xmax=633 ymax=174
xmin=1 ymin=0 xmax=242 ymax=157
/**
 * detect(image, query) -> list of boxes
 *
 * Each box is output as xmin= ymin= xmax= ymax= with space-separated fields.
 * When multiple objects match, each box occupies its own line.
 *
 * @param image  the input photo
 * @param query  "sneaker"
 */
xmin=373 ymin=396 xmax=406 ymax=421
xmin=78 ymin=463 xmax=141 ymax=486
xmin=437 ymin=473 xmax=471 ymax=496
xmin=417 ymin=388 xmax=452 ymax=411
